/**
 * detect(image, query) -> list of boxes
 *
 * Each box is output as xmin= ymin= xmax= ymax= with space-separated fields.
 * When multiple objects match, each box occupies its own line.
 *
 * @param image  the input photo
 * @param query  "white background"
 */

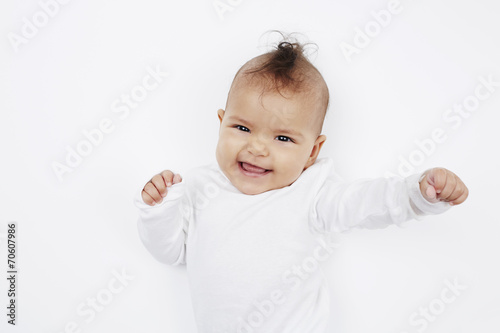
xmin=1 ymin=0 xmax=499 ymax=332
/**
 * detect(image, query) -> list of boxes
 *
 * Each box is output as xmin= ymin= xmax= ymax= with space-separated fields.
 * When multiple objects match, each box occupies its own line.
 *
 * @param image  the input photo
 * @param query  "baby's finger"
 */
xmin=450 ymin=186 xmax=469 ymax=206
xmin=144 ymin=182 xmax=163 ymax=204
xmin=419 ymin=178 xmax=438 ymax=203
xmin=437 ymin=174 xmax=457 ymax=201
xmin=427 ymin=168 xmax=448 ymax=195
xmin=173 ymin=173 xmax=182 ymax=184
xmin=141 ymin=189 xmax=157 ymax=206
xmin=160 ymin=170 xmax=175 ymax=187
xmin=446 ymin=181 xmax=465 ymax=203
xmin=151 ymin=174 xmax=167 ymax=197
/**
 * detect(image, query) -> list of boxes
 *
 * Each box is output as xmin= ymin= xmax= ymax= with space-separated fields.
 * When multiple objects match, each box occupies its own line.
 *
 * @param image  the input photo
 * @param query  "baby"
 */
xmin=134 ymin=35 xmax=468 ymax=333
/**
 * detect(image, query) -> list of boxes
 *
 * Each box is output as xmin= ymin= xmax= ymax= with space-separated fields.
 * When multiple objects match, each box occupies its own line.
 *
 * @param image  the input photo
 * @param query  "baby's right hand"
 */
xmin=141 ymin=170 xmax=182 ymax=206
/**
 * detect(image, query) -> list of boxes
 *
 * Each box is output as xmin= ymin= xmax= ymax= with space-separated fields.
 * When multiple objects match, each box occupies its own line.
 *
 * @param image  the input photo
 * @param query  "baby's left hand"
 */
xmin=419 ymin=168 xmax=469 ymax=206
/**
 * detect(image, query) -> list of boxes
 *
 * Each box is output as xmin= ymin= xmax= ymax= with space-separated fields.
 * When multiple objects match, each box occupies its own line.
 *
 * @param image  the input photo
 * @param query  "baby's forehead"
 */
xmin=230 ymin=72 xmax=324 ymax=108
xmin=228 ymin=78 xmax=326 ymax=135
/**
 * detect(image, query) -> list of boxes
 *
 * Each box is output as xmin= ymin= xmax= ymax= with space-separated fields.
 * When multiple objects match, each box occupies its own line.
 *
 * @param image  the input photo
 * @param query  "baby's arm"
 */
xmin=134 ymin=170 xmax=189 ymax=265
xmin=311 ymin=168 xmax=468 ymax=233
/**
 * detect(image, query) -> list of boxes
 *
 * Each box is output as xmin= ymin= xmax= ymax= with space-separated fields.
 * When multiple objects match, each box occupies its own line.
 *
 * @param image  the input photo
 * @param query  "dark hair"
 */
xmin=232 ymin=31 xmax=329 ymax=114
xmin=244 ymin=40 xmax=305 ymax=94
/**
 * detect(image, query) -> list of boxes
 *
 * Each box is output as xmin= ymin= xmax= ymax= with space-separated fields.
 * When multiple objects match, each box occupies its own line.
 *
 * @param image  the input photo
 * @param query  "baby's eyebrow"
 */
xmin=276 ymin=128 xmax=303 ymax=138
xmin=228 ymin=115 xmax=303 ymax=138
xmin=227 ymin=115 xmax=251 ymax=125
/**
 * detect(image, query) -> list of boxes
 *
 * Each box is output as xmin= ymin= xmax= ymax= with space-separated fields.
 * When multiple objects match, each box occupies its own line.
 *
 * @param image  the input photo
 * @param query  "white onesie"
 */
xmin=134 ymin=157 xmax=450 ymax=333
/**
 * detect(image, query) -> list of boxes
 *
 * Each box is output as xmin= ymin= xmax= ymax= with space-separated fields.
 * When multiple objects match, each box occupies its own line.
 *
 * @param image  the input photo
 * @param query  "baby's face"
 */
xmin=216 ymin=84 xmax=326 ymax=195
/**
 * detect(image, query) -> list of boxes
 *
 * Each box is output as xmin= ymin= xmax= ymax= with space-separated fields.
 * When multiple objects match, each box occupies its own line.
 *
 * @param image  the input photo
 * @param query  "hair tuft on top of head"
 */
xmin=239 ymin=31 xmax=319 ymax=98
xmin=227 ymin=31 xmax=329 ymax=128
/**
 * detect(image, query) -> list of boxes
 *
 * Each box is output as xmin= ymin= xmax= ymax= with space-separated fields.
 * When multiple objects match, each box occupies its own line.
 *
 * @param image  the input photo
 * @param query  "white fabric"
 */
xmin=134 ymin=157 xmax=450 ymax=333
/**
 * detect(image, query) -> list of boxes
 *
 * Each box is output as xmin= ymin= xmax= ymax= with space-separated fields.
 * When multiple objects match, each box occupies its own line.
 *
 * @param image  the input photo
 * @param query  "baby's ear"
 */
xmin=217 ymin=109 xmax=225 ymax=124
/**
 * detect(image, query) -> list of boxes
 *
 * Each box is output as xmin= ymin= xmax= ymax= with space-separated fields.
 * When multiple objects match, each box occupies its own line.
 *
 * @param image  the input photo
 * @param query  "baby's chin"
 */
xmin=230 ymin=176 xmax=274 ymax=195
xmin=233 ymin=178 xmax=290 ymax=196
xmin=236 ymin=185 xmax=273 ymax=196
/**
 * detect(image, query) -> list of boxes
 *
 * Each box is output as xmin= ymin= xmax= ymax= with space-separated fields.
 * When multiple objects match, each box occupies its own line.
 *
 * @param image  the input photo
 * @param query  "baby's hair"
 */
xmin=229 ymin=30 xmax=330 ymax=117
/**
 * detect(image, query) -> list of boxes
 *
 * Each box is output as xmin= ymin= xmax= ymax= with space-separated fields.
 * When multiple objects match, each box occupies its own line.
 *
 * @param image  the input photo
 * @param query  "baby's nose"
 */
xmin=247 ymin=134 xmax=268 ymax=156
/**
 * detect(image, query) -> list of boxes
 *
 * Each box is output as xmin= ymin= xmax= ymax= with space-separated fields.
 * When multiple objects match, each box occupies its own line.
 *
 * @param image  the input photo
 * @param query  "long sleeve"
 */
xmin=134 ymin=182 xmax=191 ymax=266
xmin=310 ymin=170 xmax=451 ymax=234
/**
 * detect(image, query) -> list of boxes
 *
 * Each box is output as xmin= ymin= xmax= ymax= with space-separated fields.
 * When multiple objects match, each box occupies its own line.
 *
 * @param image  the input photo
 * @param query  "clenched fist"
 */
xmin=141 ymin=170 xmax=183 ymax=206
xmin=419 ymin=168 xmax=469 ymax=206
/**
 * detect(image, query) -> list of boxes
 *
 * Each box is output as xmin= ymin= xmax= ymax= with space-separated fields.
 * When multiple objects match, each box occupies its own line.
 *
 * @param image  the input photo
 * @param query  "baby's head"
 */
xmin=216 ymin=35 xmax=329 ymax=195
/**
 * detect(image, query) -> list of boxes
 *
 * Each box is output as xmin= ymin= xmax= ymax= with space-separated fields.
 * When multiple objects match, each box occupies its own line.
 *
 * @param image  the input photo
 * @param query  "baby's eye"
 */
xmin=235 ymin=125 xmax=249 ymax=132
xmin=276 ymin=135 xmax=293 ymax=143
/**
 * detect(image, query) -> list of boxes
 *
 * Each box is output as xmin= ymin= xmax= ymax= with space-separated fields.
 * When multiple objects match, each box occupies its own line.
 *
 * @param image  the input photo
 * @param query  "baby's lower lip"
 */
xmin=238 ymin=162 xmax=272 ymax=177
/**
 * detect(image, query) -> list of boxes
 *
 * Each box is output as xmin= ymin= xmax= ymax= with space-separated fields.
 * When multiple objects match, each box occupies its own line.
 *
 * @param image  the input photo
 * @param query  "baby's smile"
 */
xmin=238 ymin=161 xmax=273 ymax=177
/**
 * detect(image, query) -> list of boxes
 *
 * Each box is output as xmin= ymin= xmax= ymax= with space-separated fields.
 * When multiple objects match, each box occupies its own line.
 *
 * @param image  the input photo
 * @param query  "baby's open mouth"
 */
xmin=239 ymin=162 xmax=272 ymax=174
